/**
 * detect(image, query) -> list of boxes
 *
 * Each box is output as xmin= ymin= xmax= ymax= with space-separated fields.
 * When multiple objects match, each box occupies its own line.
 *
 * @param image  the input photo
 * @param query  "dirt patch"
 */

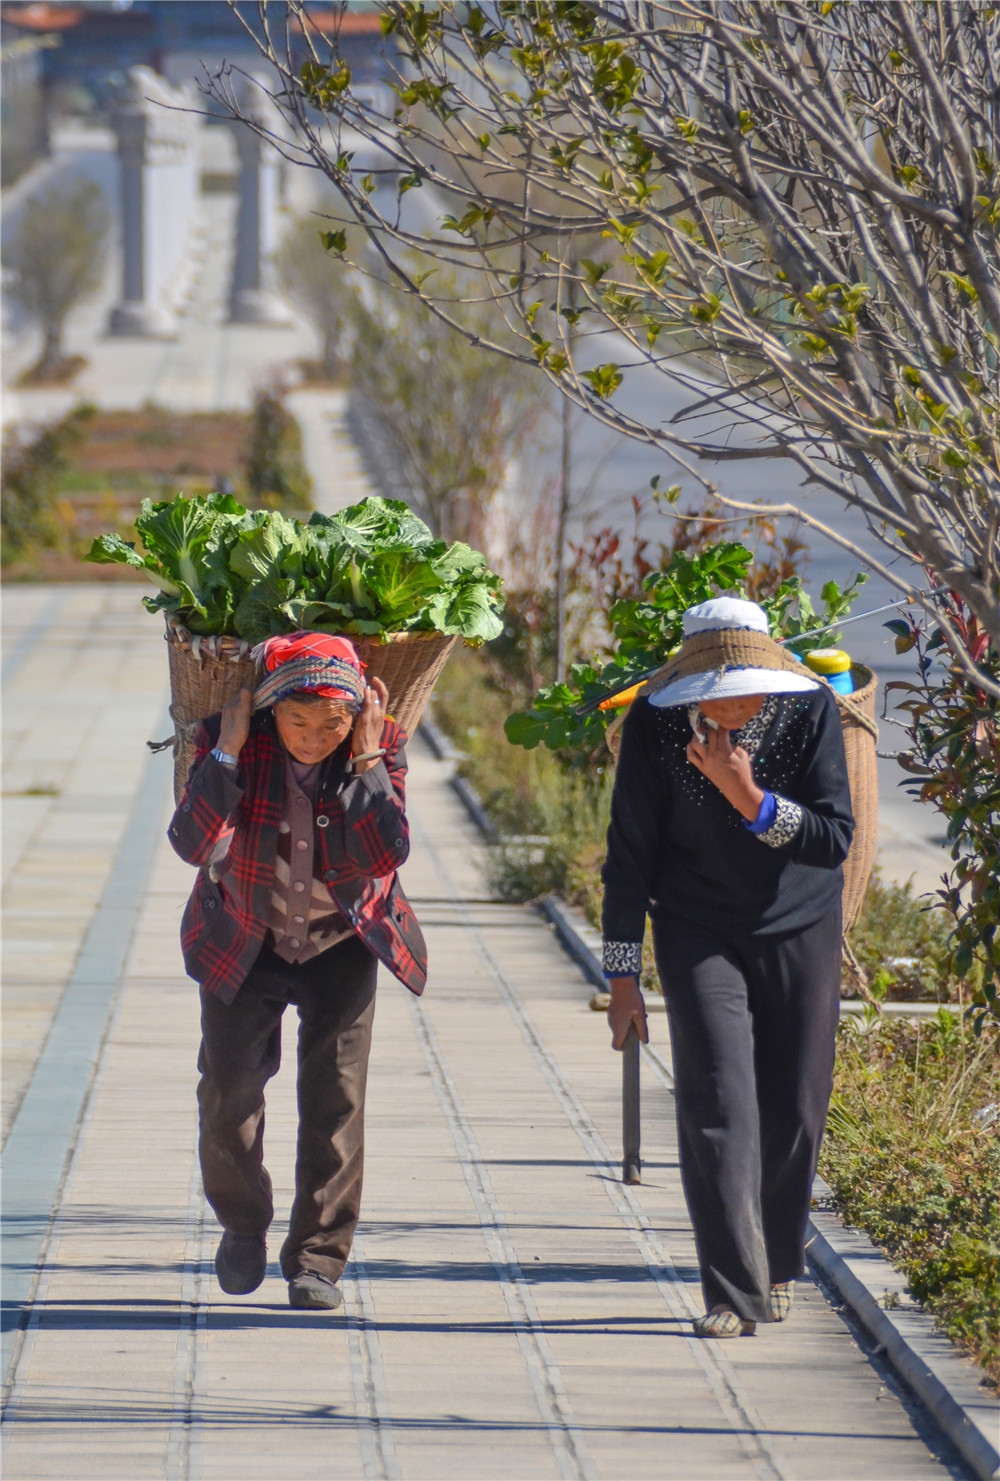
xmin=16 ymin=355 xmax=88 ymax=387
xmin=70 ymin=407 xmax=251 ymax=481
xmin=48 ymin=406 xmax=254 ymax=560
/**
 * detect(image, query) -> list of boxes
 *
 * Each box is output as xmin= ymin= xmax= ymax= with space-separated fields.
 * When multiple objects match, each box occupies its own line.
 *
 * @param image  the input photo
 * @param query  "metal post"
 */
xmin=622 ymin=1023 xmax=641 ymax=1184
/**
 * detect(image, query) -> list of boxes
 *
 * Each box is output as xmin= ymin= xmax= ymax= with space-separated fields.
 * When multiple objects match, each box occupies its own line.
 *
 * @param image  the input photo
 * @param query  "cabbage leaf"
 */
xmin=85 ymin=492 xmax=504 ymax=645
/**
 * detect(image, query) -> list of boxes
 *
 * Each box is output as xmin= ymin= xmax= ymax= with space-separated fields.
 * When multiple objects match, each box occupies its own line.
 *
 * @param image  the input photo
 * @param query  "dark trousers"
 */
xmin=197 ymin=934 xmax=378 ymax=1282
xmin=652 ymin=909 xmax=841 ymax=1324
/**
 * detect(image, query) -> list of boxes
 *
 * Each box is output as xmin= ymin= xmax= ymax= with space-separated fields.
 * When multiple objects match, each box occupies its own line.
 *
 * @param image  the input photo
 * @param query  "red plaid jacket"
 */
xmin=168 ymin=710 xmax=427 ymax=1003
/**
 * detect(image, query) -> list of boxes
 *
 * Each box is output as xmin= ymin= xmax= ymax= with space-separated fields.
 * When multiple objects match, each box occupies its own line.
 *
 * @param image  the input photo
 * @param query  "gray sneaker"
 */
xmin=214 ymin=1232 xmax=267 ymax=1295
xmin=288 ymin=1270 xmax=343 ymax=1311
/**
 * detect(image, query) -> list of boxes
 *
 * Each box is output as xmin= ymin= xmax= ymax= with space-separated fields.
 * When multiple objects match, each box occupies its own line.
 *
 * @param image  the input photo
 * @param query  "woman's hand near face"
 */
xmin=686 ymin=726 xmax=764 ymax=821
xmin=218 ymin=688 xmax=253 ymax=759
xmin=607 ymin=975 xmax=648 ymax=1050
xmin=351 ymin=676 xmax=390 ymax=772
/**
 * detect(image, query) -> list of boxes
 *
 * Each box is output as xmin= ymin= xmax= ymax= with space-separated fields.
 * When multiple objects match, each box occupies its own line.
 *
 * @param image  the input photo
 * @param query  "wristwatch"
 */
xmin=211 ymin=747 xmax=238 ymax=766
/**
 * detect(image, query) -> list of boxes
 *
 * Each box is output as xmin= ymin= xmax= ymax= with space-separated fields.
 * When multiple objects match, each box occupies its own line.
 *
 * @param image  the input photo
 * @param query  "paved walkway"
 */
xmin=1 ymin=592 xmax=967 ymax=1480
xmin=1 ymin=585 xmax=168 ymax=1145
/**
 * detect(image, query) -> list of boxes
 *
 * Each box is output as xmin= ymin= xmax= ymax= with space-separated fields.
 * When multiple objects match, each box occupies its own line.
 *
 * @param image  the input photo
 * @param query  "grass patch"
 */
xmin=820 ymin=1013 xmax=1000 ymax=1388
xmin=847 ymin=870 xmax=965 ymax=1002
xmin=2 ymin=402 xmax=313 ymax=580
xmin=433 ymin=646 xmax=611 ymax=914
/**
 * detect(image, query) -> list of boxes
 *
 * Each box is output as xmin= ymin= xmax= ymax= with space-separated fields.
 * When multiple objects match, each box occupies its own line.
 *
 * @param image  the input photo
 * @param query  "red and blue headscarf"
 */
xmin=252 ymin=633 xmax=367 ymax=713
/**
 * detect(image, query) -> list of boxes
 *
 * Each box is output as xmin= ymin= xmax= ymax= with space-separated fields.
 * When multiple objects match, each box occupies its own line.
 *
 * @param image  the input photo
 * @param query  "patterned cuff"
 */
xmin=603 ymin=941 xmax=643 ymax=978
xmin=743 ymin=790 xmax=777 ymax=834
xmin=756 ymin=794 xmax=803 ymax=849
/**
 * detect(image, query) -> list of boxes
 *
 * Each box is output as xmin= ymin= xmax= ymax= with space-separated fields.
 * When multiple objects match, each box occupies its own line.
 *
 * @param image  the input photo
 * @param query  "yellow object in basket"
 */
xmin=804 ymin=648 xmax=851 ymax=675
xmin=598 ymin=682 xmax=645 ymax=711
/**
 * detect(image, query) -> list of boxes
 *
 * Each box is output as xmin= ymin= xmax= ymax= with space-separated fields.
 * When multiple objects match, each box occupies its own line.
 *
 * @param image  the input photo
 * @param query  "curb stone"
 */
xmin=419 ymin=717 xmax=1000 ymax=1481
xmin=419 ymin=713 xmax=498 ymax=841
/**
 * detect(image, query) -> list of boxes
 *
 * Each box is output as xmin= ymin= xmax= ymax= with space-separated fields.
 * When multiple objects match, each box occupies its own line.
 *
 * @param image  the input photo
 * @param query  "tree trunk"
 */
xmin=39 ymin=319 xmax=62 ymax=373
xmin=554 ymin=389 xmax=571 ymax=684
xmin=322 ymin=329 xmax=338 ymax=380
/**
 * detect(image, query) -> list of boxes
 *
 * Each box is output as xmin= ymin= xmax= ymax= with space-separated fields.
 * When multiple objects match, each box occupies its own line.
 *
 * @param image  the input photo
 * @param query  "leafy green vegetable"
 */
xmin=84 ymin=493 xmax=504 ymax=645
xmin=504 ymin=543 xmax=867 ymax=755
xmin=364 ymin=549 xmax=442 ymax=624
xmin=430 ymin=582 xmax=506 ymax=642
xmin=85 ymin=532 xmax=181 ymax=595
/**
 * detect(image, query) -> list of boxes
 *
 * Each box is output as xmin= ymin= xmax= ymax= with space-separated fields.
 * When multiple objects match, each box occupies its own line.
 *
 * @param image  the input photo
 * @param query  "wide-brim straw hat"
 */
xmin=647 ymin=597 xmax=819 ymax=708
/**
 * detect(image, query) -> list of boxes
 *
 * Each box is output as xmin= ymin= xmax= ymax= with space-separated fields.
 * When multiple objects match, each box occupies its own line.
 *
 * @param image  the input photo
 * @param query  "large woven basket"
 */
xmin=605 ymin=663 xmax=879 ymax=936
xmin=838 ymin=664 xmax=878 ymax=933
xmin=164 ymin=622 xmax=258 ymax=804
xmin=352 ymin=630 xmax=458 ymax=738
xmin=163 ymin=617 xmax=458 ymax=803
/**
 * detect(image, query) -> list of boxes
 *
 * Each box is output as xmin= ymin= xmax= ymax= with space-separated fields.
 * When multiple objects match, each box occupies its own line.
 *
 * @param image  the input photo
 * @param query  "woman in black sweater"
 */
xmin=602 ymin=598 xmax=854 ymax=1337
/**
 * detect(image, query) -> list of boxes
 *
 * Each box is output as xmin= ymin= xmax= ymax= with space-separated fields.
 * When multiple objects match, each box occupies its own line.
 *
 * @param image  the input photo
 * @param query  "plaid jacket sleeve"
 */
xmin=337 ymin=720 xmax=410 ymax=878
xmin=168 ymin=718 xmax=245 ymax=868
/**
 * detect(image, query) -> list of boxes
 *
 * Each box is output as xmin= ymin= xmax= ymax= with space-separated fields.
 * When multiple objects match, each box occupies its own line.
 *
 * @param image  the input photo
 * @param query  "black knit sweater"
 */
xmin=601 ymin=687 xmax=854 ymax=955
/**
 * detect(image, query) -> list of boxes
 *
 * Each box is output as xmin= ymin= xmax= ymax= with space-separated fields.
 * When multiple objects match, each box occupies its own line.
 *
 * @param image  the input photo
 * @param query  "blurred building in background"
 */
xmin=1 ymin=6 xmax=68 ymax=183
xmin=0 ymin=1 xmax=386 ymax=186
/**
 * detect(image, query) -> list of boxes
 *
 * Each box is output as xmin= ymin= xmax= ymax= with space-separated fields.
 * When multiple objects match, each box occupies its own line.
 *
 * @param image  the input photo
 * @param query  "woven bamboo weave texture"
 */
xmin=165 ymin=624 xmax=257 ymax=804
xmin=353 ymin=631 xmax=458 ymax=738
xmin=164 ymin=619 xmax=458 ymax=803
xmin=838 ymin=664 xmax=878 ymax=933
xmin=647 ymin=628 xmax=788 ymax=683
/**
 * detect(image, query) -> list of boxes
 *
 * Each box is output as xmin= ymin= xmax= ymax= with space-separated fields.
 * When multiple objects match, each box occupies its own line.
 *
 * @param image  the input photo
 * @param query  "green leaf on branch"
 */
xmin=579 ymin=258 xmax=612 ymax=285
xmin=441 ymin=204 xmax=494 ymax=236
xmin=321 ymin=229 xmax=347 ymax=255
xmin=581 ymin=363 xmax=623 ymax=398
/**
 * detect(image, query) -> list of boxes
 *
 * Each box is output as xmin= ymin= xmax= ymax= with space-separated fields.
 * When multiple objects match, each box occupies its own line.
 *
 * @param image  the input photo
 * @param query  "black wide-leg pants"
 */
xmin=652 ymin=909 xmax=842 ymax=1325
xmin=197 ymin=933 xmax=378 ymax=1283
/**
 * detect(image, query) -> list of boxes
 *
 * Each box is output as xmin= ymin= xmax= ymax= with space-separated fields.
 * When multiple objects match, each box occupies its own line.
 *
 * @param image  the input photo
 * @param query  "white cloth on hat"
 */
xmin=648 ymin=665 xmax=818 ymax=708
xmin=682 ymin=597 xmax=770 ymax=635
xmin=649 ymin=596 xmax=819 ymax=708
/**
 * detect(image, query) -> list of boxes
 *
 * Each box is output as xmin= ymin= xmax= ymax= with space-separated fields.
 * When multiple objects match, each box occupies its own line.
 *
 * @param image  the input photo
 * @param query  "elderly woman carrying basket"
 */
xmin=602 ymin=598 xmax=854 ymax=1337
xmin=168 ymin=633 xmax=427 ymax=1311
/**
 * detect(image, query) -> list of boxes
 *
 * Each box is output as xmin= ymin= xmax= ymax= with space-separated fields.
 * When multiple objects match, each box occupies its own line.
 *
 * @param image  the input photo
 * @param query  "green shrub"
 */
xmin=1 ymin=403 xmax=95 ymax=562
xmin=847 ymin=869 xmax=965 ymax=1002
xmin=821 ymin=1014 xmax=1000 ymax=1388
xmin=433 ymin=647 xmax=610 ymax=913
xmin=485 ymin=768 xmax=611 ymax=906
xmin=242 ymin=388 xmax=313 ymax=511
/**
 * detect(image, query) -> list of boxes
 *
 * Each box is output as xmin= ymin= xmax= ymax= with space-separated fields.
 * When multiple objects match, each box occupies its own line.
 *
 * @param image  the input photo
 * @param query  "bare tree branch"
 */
xmin=204 ymin=0 xmax=1000 ymax=661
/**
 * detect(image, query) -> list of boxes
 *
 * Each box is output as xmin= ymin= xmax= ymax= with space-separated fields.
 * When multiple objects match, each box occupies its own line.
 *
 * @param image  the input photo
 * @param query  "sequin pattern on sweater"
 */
xmin=664 ymin=695 xmax=803 ymax=829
